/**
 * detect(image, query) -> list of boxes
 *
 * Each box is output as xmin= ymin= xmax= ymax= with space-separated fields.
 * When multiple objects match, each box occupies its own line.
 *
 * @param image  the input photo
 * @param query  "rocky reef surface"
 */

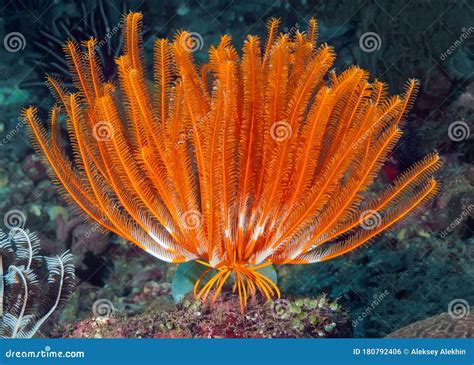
xmin=58 ymin=295 xmax=352 ymax=338
xmin=386 ymin=310 xmax=474 ymax=338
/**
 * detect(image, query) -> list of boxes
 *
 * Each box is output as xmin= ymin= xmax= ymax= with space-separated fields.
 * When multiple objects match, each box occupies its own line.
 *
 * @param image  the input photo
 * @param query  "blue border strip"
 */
xmin=1 ymin=338 xmax=473 ymax=365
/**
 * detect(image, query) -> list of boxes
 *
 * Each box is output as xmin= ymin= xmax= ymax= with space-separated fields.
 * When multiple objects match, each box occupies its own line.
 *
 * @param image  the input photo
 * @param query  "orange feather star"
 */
xmin=24 ymin=13 xmax=440 ymax=311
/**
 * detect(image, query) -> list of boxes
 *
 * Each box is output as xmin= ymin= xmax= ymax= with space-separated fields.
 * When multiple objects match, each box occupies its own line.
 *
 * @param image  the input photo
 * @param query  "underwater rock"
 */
xmin=33 ymin=179 xmax=57 ymax=201
xmin=55 ymin=214 xmax=84 ymax=244
xmin=60 ymin=294 xmax=352 ymax=338
xmin=47 ymin=205 xmax=69 ymax=223
xmin=415 ymin=72 xmax=452 ymax=114
xmin=132 ymin=269 xmax=163 ymax=289
xmin=133 ymin=281 xmax=171 ymax=303
xmin=70 ymin=223 xmax=109 ymax=268
xmin=386 ymin=311 xmax=474 ymax=338
xmin=454 ymin=82 xmax=474 ymax=111
xmin=433 ymin=160 xmax=473 ymax=236
xmin=22 ymin=154 xmax=48 ymax=182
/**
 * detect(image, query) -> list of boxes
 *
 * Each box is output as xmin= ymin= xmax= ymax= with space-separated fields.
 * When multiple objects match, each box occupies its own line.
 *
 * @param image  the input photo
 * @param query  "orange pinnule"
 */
xmin=24 ymin=12 xmax=440 ymax=311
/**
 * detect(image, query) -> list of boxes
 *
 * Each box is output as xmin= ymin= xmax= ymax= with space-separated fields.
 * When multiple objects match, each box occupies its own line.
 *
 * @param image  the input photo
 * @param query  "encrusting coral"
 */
xmin=0 ymin=228 xmax=75 ymax=338
xmin=24 ymin=13 xmax=440 ymax=311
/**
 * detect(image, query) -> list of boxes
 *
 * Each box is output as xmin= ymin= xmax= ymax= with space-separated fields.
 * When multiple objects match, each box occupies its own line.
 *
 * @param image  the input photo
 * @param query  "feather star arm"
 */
xmin=24 ymin=13 xmax=440 ymax=310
